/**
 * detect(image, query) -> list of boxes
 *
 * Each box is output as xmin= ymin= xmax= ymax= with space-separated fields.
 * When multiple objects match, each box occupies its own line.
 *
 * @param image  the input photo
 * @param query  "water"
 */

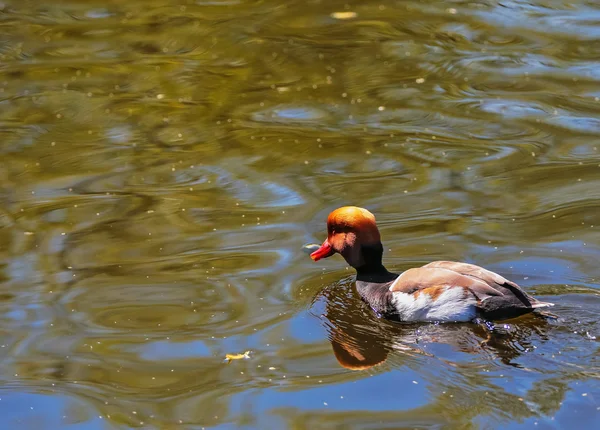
xmin=1 ymin=0 xmax=599 ymax=428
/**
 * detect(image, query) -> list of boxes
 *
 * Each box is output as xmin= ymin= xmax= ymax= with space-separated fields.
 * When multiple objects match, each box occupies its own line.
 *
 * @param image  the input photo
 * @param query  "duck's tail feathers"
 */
xmin=532 ymin=300 xmax=558 ymax=319
xmin=531 ymin=300 xmax=554 ymax=309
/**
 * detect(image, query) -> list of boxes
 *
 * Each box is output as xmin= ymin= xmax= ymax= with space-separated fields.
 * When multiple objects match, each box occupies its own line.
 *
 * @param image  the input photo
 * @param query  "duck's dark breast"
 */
xmin=355 ymin=281 xmax=398 ymax=319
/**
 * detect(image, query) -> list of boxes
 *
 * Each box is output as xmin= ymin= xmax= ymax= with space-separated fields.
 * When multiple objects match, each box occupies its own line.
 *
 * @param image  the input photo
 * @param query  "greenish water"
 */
xmin=1 ymin=0 xmax=599 ymax=428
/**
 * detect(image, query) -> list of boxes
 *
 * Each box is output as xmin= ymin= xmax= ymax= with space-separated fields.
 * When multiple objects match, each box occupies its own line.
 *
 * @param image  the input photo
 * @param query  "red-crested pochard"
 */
xmin=310 ymin=206 xmax=554 ymax=322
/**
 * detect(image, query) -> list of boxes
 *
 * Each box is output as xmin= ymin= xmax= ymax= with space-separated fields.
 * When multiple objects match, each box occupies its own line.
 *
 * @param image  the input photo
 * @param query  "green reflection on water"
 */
xmin=1 ymin=0 xmax=600 ymax=428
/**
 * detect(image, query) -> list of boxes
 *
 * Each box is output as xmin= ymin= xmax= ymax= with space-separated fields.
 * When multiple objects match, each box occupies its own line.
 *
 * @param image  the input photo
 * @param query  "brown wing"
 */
xmin=422 ymin=261 xmax=512 ymax=286
xmin=389 ymin=265 xmax=504 ymax=300
xmin=390 ymin=261 xmax=552 ymax=318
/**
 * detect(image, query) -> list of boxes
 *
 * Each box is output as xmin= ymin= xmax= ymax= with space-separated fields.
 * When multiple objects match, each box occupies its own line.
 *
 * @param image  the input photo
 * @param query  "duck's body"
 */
xmin=355 ymin=260 xmax=553 ymax=322
xmin=311 ymin=207 xmax=554 ymax=323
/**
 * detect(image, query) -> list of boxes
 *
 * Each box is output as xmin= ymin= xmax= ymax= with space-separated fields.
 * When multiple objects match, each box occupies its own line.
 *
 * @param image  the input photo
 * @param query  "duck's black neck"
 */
xmin=355 ymin=243 xmax=398 ymax=283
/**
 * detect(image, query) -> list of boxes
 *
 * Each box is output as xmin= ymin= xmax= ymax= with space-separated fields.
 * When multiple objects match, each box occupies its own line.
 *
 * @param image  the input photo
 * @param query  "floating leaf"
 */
xmin=224 ymin=350 xmax=251 ymax=363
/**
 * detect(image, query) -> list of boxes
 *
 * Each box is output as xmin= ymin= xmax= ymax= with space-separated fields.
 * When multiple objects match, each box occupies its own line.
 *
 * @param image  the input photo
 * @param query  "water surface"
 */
xmin=1 ymin=0 xmax=599 ymax=428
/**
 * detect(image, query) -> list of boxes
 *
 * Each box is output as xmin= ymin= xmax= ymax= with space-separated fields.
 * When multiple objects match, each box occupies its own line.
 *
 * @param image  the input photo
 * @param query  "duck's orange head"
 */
xmin=310 ymin=206 xmax=381 ymax=268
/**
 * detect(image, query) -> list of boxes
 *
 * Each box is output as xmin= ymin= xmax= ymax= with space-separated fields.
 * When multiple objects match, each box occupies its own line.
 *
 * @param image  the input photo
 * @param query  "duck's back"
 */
xmin=365 ymin=261 xmax=554 ymax=322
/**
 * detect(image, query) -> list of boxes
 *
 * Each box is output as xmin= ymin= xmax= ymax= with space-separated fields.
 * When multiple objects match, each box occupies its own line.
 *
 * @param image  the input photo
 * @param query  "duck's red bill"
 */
xmin=310 ymin=240 xmax=335 ymax=261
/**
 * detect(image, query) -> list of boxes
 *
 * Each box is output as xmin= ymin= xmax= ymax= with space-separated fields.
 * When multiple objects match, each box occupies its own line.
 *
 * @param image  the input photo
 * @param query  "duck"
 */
xmin=310 ymin=206 xmax=554 ymax=322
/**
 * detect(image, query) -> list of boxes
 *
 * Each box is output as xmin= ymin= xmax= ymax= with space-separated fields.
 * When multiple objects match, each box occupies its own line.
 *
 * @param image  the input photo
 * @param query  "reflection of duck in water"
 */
xmin=310 ymin=207 xmax=554 ymax=323
xmin=313 ymin=282 xmax=552 ymax=370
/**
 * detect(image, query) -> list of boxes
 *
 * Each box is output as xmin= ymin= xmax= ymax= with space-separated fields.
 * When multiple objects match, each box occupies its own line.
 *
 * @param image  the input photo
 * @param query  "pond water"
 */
xmin=1 ymin=0 xmax=599 ymax=428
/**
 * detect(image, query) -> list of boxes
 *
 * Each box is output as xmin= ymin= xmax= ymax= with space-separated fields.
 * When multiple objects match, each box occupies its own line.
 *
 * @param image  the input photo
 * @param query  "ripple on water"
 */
xmin=0 ymin=390 xmax=105 ymax=429
xmin=547 ymin=136 xmax=600 ymax=162
xmin=543 ymin=112 xmax=600 ymax=135
xmin=134 ymin=339 xmax=213 ymax=361
xmin=108 ymin=161 xmax=306 ymax=208
xmin=60 ymin=275 xmax=247 ymax=333
xmin=478 ymin=4 xmax=600 ymax=41
xmin=532 ymin=10 xmax=600 ymax=40
xmin=63 ymin=225 xmax=282 ymax=276
xmin=84 ymin=8 xmax=114 ymax=19
xmin=479 ymin=99 xmax=549 ymax=119
xmin=247 ymin=104 xmax=332 ymax=124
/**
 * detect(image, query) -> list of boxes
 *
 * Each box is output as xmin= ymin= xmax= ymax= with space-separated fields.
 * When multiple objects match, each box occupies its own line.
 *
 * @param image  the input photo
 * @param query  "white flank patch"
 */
xmin=391 ymin=287 xmax=476 ymax=322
